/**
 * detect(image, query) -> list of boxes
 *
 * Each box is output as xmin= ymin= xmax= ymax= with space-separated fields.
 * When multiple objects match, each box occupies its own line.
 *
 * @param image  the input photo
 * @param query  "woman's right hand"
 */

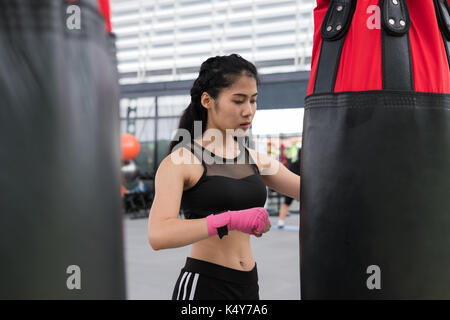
xmin=206 ymin=207 xmax=271 ymax=237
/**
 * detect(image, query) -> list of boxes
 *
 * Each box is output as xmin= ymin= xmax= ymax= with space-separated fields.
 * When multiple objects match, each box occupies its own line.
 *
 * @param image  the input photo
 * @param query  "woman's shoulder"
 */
xmin=167 ymin=143 xmax=203 ymax=166
xmin=160 ymin=145 xmax=203 ymax=177
xmin=160 ymin=144 xmax=204 ymax=189
xmin=244 ymin=145 xmax=280 ymax=176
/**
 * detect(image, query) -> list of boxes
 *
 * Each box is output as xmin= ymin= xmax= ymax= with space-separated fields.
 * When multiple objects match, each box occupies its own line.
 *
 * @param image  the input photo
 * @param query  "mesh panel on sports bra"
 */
xmin=189 ymin=139 xmax=259 ymax=179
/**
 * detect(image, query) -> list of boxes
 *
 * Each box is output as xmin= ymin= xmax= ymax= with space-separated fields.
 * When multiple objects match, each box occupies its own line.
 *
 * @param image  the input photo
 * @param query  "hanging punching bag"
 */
xmin=0 ymin=0 xmax=126 ymax=299
xmin=300 ymin=0 xmax=450 ymax=299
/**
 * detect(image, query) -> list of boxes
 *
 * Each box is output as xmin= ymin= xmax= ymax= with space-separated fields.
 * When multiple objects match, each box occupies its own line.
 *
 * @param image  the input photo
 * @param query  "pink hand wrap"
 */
xmin=206 ymin=207 xmax=270 ymax=237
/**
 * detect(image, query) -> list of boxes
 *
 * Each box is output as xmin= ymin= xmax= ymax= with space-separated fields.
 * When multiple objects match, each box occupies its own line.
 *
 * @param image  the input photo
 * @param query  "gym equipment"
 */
xmin=0 ymin=0 xmax=126 ymax=299
xmin=121 ymin=160 xmax=140 ymax=184
xmin=121 ymin=133 xmax=141 ymax=161
xmin=300 ymin=0 xmax=450 ymax=299
xmin=122 ymin=172 xmax=154 ymax=219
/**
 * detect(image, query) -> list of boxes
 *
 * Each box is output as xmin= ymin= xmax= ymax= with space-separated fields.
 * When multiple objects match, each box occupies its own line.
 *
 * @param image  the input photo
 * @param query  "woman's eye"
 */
xmin=234 ymin=101 xmax=244 ymax=104
xmin=251 ymin=100 xmax=256 ymax=104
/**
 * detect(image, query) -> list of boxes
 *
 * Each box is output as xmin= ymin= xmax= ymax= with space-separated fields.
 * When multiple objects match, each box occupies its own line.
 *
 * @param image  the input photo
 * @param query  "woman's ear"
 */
xmin=200 ymin=92 xmax=214 ymax=110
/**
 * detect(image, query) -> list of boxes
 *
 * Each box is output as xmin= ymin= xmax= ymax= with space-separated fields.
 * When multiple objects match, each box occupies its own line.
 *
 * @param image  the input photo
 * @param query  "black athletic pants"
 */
xmin=172 ymin=257 xmax=259 ymax=300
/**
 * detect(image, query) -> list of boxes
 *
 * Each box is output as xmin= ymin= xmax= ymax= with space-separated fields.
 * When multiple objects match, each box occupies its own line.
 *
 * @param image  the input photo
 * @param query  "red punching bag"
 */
xmin=301 ymin=0 xmax=450 ymax=299
xmin=97 ymin=0 xmax=112 ymax=33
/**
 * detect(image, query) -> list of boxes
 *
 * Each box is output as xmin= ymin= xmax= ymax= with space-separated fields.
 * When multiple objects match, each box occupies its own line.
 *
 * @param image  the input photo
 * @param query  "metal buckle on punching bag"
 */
xmin=433 ymin=0 xmax=450 ymax=69
xmin=313 ymin=0 xmax=357 ymax=94
xmin=380 ymin=0 xmax=414 ymax=90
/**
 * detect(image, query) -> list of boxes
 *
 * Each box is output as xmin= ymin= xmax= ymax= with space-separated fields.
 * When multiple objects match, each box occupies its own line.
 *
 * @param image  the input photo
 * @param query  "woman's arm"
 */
xmin=147 ymin=153 xmax=209 ymax=250
xmin=249 ymin=148 xmax=301 ymax=201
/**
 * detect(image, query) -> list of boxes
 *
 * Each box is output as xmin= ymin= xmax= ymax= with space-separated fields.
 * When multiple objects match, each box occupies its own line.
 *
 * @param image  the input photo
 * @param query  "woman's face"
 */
xmin=203 ymin=75 xmax=258 ymax=139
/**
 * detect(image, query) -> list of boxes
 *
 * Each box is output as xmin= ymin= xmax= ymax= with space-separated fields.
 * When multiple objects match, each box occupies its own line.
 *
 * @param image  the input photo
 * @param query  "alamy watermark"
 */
xmin=366 ymin=5 xmax=381 ymax=30
xmin=169 ymin=121 xmax=280 ymax=175
xmin=366 ymin=265 xmax=381 ymax=290
xmin=66 ymin=4 xmax=81 ymax=30
xmin=66 ymin=265 xmax=81 ymax=290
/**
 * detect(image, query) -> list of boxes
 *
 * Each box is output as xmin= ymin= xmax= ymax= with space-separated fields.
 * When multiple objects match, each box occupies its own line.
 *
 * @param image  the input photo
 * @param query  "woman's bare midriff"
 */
xmin=189 ymin=231 xmax=256 ymax=271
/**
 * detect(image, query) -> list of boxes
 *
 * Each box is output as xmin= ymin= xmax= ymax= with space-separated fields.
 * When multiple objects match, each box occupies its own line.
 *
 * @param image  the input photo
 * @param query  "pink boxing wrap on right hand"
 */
xmin=206 ymin=207 xmax=270 ymax=237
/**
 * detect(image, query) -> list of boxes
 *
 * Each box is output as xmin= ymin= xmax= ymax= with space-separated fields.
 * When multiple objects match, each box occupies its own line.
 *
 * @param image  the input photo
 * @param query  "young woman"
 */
xmin=147 ymin=54 xmax=301 ymax=300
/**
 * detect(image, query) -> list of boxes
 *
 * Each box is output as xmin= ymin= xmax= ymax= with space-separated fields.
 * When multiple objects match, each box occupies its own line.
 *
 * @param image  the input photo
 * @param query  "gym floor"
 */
xmin=123 ymin=201 xmax=301 ymax=300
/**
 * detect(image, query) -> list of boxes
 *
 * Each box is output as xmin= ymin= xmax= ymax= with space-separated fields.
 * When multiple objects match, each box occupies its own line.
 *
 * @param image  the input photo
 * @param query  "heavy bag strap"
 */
xmin=313 ymin=0 xmax=357 ymax=94
xmin=380 ymin=0 xmax=414 ymax=90
xmin=434 ymin=0 xmax=450 ymax=69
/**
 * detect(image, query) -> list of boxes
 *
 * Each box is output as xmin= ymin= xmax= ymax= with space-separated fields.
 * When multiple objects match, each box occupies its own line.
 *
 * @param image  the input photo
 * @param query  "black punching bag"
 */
xmin=300 ymin=0 xmax=450 ymax=299
xmin=0 ymin=0 xmax=126 ymax=299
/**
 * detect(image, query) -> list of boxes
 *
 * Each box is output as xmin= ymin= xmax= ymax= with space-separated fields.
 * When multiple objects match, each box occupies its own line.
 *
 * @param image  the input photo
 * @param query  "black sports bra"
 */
xmin=177 ymin=138 xmax=268 ymax=219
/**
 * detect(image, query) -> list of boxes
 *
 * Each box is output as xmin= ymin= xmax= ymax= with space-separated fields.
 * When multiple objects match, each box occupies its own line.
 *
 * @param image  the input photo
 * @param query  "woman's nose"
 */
xmin=242 ymin=102 xmax=253 ymax=116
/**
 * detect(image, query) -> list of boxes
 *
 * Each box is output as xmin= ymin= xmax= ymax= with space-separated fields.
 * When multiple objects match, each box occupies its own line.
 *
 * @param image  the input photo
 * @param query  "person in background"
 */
xmin=277 ymin=147 xmax=301 ymax=229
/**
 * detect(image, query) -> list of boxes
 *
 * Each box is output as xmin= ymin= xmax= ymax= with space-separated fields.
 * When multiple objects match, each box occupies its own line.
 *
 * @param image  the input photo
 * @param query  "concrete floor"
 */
xmin=123 ymin=202 xmax=301 ymax=300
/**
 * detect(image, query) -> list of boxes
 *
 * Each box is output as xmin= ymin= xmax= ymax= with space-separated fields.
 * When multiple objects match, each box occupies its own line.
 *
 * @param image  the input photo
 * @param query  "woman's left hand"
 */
xmin=253 ymin=222 xmax=271 ymax=237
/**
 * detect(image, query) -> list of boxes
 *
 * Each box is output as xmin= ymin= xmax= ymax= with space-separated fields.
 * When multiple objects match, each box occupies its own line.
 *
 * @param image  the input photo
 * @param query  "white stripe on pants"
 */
xmin=176 ymin=272 xmax=200 ymax=300
xmin=182 ymin=272 xmax=192 ymax=300
xmin=189 ymin=273 xmax=200 ymax=300
xmin=176 ymin=272 xmax=188 ymax=300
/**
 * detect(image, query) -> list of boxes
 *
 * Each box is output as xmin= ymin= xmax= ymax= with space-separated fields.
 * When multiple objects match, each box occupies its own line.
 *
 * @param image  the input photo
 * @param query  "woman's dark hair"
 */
xmin=167 ymin=54 xmax=259 ymax=155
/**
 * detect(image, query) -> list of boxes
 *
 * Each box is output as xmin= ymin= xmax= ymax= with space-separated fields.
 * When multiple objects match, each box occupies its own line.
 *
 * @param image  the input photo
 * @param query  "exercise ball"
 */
xmin=121 ymin=133 xmax=140 ymax=161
